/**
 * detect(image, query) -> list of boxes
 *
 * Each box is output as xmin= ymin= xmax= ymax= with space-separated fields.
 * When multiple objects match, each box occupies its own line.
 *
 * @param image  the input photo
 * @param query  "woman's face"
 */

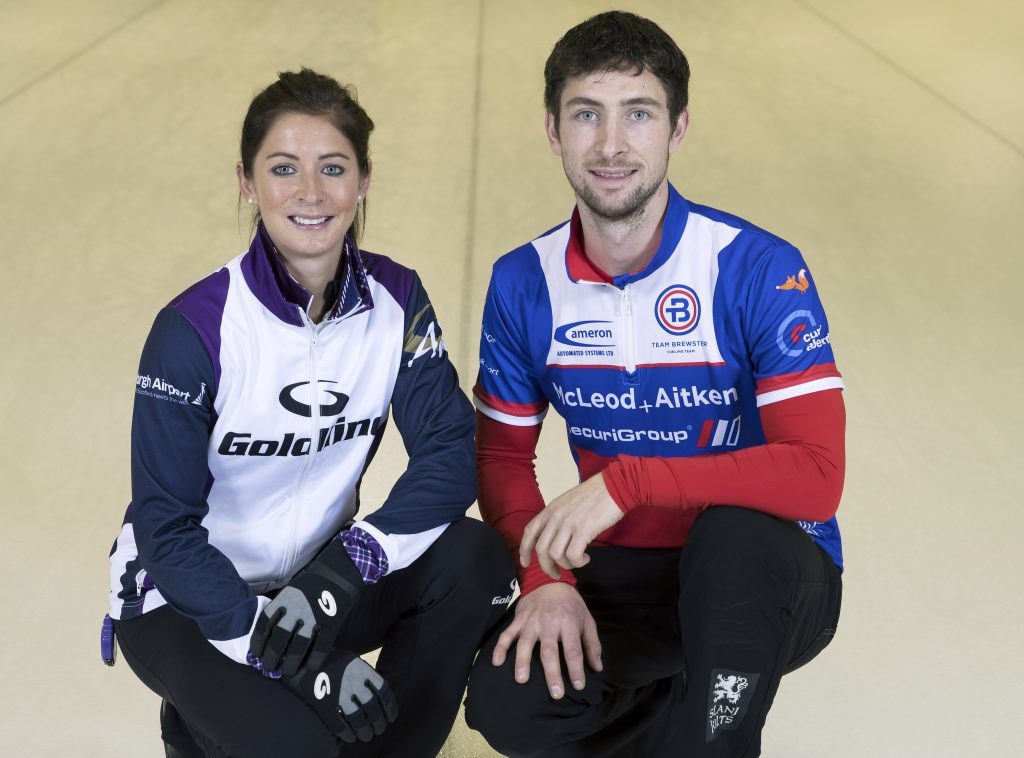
xmin=237 ymin=112 xmax=369 ymax=266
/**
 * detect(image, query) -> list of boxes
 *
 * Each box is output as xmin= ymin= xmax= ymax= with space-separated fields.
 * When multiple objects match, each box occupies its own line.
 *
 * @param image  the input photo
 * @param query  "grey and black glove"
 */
xmin=250 ymin=541 xmax=364 ymax=676
xmin=290 ymin=650 xmax=399 ymax=743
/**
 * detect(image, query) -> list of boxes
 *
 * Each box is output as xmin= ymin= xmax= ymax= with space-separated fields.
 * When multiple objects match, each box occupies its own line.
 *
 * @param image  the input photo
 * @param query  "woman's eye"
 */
xmin=271 ymin=165 xmax=296 ymax=176
xmin=322 ymin=165 xmax=344 ymax=176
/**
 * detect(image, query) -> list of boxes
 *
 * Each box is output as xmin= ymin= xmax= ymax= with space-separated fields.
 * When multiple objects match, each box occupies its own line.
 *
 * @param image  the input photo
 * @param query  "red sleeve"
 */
xmin=476 ymin=411 xmax=577 ymax=595
xmin=601 ymin=389 xmax=845 ymax=522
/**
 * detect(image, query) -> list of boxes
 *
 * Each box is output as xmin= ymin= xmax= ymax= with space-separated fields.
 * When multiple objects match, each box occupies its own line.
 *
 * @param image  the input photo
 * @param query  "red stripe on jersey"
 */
xmin=472 ymin=383 xmax=548 ymax=417
xmin=755 ymin=363 xmax=842 ymax=396
xmin=696 ymin=419 xmax=715 ymax=447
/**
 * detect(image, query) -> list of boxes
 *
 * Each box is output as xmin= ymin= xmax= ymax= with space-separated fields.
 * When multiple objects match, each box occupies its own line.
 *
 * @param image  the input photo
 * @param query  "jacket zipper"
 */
xmin=620 ymin=286 xmax=637 ymax=375
xmin=284 ymin=314 xmax=321 ymax=577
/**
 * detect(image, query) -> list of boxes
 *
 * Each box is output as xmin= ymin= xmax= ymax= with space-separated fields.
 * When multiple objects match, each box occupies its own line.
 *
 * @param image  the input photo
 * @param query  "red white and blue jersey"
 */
xmin=474 ymin=185 xmax=844 ymax=567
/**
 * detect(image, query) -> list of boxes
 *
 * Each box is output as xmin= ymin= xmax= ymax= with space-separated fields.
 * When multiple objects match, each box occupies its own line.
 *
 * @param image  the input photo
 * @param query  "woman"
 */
xmin=104 ymin=69 xmax=513 ymax=757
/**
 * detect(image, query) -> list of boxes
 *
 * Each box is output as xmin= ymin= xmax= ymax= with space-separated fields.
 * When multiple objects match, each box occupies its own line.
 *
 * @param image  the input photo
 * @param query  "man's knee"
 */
xmin=681 ymin=506 xmax=800 ymax=605
xmin=465 ymin=651 xmax=551 ymax=757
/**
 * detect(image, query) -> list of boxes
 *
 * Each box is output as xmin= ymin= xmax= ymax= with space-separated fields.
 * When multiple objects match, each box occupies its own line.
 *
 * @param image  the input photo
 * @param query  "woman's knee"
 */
xmin=433 ymin=517 xmax=516 ymax=594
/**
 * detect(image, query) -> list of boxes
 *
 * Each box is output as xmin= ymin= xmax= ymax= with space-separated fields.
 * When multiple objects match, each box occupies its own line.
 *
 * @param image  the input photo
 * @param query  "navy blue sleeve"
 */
xmin=364 ymin=274 xmax=476 ymax=534
xmin=131 ymin=307 xmax=257 ymax=640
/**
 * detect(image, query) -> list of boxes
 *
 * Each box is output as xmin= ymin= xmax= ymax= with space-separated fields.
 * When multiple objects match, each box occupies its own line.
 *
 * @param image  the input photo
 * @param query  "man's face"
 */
xmin=547 ymin=68 xmax=687 ymax=222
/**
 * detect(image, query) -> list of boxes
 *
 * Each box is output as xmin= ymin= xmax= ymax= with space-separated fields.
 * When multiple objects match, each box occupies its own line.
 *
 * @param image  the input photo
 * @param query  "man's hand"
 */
xmin=520 ymin=474 xmax=624 ymax=579
xmin=492 ymin=582 xmax=602 ymax=699
xmin=289 ymin=650 xmax=398 ymax=743
xmin=250 ymin=541 xmax=364 ymax=676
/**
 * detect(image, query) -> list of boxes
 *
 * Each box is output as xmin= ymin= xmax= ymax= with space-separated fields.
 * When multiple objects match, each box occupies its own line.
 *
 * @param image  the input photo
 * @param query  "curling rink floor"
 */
xmin=2 ymin=1 xmax=1022 ymax=755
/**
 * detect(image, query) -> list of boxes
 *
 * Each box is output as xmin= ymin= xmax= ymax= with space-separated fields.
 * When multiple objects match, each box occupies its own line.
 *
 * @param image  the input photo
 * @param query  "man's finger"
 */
xmin=561 ymin=631 xmax=587 ymax=691
xmin=493 ymin=615 xmax=524 ymax=666
xmin=537 ymin=545 xmax=561 ymax=580
xmin=565 ymin=533 xmax=592 ymax=569
xmin=548 ymin=527 xmax=575 ymax=571
xmin=519 ymin=524 xmax=535 ymax=568
xmin=533 ymin=521 xmax=563 ymax=579
xmin=513 ymin=627 xmax=539 ymax=684
xmin=538 ymin=637 xmax=565 ymax=699
xmin=519 ymin=514 xmax=545 ymax=567
xmin=582 ymin=614 xmax=603 ymax=672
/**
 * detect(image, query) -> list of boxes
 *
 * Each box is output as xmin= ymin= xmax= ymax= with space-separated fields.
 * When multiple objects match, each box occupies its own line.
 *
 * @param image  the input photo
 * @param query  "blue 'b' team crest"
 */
xmin=655 ymin=284 xmax=700 ymax=335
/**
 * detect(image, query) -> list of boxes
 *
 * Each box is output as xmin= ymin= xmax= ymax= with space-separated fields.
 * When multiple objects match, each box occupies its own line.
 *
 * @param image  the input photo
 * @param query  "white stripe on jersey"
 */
xmin=756 ymin=377 xmax=845 ymax=407
xmin=473 ymin=396 xmax=547 ymax=426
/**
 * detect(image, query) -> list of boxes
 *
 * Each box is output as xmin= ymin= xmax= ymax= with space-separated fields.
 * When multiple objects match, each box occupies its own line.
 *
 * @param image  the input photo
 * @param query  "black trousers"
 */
xmin=116 ymin=518 xmax=515 ymax=758
xmin=465 ymin=506 xmax=842 ymax=757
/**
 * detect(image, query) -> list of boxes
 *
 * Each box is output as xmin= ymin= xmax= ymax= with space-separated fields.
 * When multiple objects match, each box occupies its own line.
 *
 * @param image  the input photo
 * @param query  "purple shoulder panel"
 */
xmin=168 ymin=267 xmax=229 ymax=389
xmin=361 ymin=251 xmax=415 ymax=310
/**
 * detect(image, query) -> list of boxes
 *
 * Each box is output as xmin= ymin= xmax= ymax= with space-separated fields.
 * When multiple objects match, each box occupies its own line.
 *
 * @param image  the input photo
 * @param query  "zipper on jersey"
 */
xmin=620 ymin=286 xmax=638 ymax=379
xmin=284 ymin=314 xmax=322 ymax=577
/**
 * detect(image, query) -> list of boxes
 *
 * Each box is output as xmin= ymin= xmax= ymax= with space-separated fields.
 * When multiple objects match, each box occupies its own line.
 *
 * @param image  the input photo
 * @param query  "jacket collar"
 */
xmin=240 ymin=221 xmax=374 ymax=326
xmin=564 ymin=182 xmax=690 ymax=288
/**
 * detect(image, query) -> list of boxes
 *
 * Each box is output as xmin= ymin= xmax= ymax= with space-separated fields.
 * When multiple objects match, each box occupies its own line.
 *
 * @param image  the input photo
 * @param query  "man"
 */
xmin=465 ymin=11 xmax=844 ymax=757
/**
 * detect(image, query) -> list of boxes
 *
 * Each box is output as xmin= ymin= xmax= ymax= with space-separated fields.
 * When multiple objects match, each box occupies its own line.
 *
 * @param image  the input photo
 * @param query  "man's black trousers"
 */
xmin=116 ymin=518 xmax=514 ymax=758
xmin=465 ymin=506 xmax=842 ymax=757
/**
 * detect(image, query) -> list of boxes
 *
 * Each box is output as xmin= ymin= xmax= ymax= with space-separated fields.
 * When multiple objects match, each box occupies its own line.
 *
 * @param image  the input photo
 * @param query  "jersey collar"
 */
xmin=242 ymin=221 xmax=374 ymax=326
xmin=564 ymin=182 xmax=690 ymax=288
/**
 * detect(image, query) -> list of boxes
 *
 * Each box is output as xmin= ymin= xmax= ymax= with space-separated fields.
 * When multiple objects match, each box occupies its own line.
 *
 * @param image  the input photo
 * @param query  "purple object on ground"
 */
xmin=101 ymin=614 xmax=117 ymax=666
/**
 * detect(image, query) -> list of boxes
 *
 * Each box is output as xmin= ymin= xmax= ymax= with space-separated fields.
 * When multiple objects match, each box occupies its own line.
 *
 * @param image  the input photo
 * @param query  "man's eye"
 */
xmin=576 ymin=110 xmax=598 ymax=122
xmin=271 ymin=165 xmax=296 ymax=176
xmin=629 ymin=111 xmax=650 ymax=121
xmin=322 ymin=165 xmax=345 ymax=176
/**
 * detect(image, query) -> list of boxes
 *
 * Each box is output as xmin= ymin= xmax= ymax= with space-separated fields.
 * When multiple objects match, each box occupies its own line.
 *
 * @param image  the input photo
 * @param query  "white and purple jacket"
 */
xmin=108 ymin=223 xmax=475 ymax=662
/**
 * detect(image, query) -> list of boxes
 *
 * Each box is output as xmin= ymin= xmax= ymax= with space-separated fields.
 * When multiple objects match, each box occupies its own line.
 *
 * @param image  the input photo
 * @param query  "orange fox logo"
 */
xmin=776 ymin=269 xmax=810 ymax=294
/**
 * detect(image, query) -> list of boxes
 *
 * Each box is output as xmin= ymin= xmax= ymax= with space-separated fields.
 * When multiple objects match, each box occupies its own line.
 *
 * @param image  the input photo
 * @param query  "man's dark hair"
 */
xmin=544 ymin=11 xmax=690 ymax=130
